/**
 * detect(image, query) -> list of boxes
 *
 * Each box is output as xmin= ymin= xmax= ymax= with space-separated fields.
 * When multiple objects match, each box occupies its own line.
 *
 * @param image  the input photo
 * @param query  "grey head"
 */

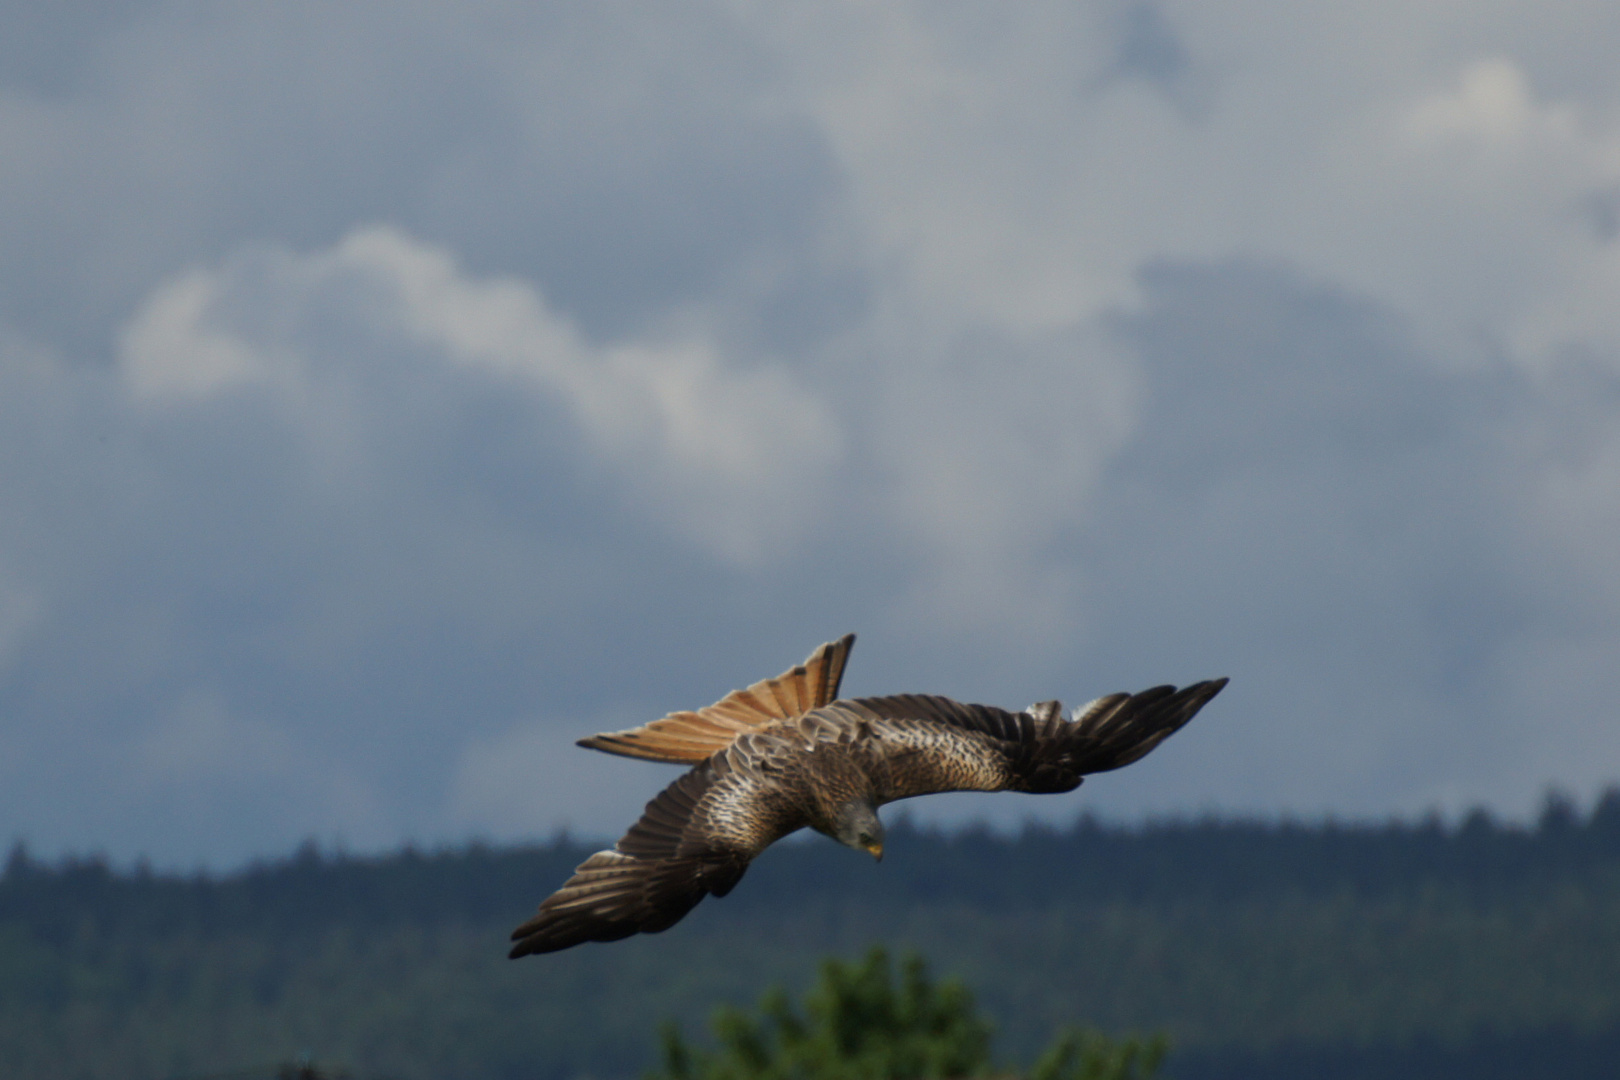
xmin=829 ymin=799 xmax=886 ymax=861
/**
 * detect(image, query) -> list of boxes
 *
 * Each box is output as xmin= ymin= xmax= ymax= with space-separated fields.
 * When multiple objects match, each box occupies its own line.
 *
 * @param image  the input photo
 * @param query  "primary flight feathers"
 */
xmin=510 ymin=634 xmax=1226 ymax=958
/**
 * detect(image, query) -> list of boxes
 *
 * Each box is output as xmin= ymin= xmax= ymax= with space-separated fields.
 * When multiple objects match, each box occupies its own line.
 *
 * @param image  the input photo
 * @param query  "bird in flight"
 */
xmin=510 ymin=634 xmax=1225 ymax=957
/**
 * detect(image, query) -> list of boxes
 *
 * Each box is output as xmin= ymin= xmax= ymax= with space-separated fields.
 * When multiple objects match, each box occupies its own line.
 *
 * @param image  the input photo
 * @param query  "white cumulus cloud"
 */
xmin=118 ymin=226 xmax=843 ymax=567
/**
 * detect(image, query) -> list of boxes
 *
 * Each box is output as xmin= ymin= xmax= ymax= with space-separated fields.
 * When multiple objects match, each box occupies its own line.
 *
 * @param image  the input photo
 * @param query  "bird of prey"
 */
xmin=509 ymin=634 xmax=1225 ymax=957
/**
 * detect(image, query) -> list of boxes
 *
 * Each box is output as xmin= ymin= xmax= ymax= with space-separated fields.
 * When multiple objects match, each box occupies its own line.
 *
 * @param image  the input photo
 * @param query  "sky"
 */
xmin=4 ymin=1 xmax=1620 ymax=867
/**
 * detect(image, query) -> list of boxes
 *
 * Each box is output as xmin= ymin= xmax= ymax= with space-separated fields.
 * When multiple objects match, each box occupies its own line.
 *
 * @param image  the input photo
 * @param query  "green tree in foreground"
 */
xmin=651 ymin=949 xmax=1164 ymax=1080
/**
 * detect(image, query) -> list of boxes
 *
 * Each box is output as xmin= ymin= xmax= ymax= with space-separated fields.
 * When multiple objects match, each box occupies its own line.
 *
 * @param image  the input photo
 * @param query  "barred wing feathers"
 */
xmin=834 ymin=679 xmax=1227 ymax=801
xmin=576 ymin=634 xmax=856 ymax=764
xmin=508 ymin=739 xmax=806 ymax=957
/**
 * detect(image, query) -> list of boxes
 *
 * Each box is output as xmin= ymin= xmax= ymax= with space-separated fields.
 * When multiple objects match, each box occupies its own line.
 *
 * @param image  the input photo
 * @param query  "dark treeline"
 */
xmin=1173 ymin=1026 xmax=1620 ymax=1080
xmin=3 ymin=795 xmax=1620 ymax=1080
xmin=6 ymin=789 xmax=1619 ymax=938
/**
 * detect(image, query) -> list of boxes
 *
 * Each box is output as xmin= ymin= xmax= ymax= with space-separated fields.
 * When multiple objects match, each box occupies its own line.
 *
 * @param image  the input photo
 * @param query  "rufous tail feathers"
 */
xmin=575 ymin=634 xmax=856 ymax=763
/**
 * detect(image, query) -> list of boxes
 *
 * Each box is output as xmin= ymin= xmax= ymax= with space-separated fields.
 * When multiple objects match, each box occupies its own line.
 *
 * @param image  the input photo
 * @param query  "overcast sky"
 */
xmin=5 ymin=2 xmax=1620 ymax=867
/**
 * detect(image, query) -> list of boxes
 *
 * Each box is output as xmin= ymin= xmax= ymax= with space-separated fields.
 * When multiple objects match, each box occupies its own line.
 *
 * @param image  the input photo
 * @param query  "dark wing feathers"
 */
xmin=846 ymin=693 xmax=1031 ymax=740
xmin=508 ymin=763 xmax=760 ymax=957
xmin=847 ymin=680 xmax=1227 ymax=796
xmin=616 ymin=762 xmax=722 ymax=858
xmin=1063 ymin=680 xmax=1226 ymax=775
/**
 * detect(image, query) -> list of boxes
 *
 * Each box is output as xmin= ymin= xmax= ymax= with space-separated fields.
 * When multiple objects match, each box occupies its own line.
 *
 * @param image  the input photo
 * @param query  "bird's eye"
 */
xmin=858 ymin=833 xmax=871 ymax=844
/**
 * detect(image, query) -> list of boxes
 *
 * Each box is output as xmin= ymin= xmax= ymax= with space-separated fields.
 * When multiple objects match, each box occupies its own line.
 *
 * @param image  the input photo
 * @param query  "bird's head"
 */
xmin=832 ymin=799 xmax=885 ymax=861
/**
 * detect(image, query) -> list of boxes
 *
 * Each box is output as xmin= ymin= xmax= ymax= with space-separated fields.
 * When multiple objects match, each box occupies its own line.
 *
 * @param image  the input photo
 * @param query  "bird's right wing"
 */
xmin=575 ymin=634 xmax=856 ymax=763
xmin=509 ymin=738 xmax=806 ymax=957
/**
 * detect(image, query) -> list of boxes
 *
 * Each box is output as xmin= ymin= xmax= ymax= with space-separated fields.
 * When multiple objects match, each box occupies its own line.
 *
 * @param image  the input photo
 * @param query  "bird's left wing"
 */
xmin=509 ymin=737 xmax=807 ymax=956
xmin=825 ymin=679 xmax=1227 ymax=801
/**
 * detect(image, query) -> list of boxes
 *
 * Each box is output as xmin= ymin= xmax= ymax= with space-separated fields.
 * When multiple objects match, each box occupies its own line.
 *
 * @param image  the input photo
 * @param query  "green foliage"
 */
xmin=654 ymin=949 xmax=992 ymax=1080
xmin=1029 ymin=1029 xmax=1165 ymax=1080
xmin=651 ymin=948 xmax=1161 ymax=1080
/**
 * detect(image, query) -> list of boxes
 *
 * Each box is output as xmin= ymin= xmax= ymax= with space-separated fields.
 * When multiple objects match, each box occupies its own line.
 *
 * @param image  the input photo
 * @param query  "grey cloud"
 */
xmin=1058 ymin=262 xmax=1611 ymax=820
xmin=6 ymin=245 xmax=1620 ymax=861
xmin=0 ymin=2 xmax=848 ymax=356
xmin=1112 ymin=3 xmax=1190 ymax=85
xmin=0 ymin=1 xmax=145 ymax=97
xmin=0 ymin=225 xmax=879 ymax=864
xmin=1091 ymin=1 xmax=1209 ymax=119
xmin=1575 ymin=185 xmax=1620 ymax=243
xmin=5 ymin=2 xmax=1620 ymax=865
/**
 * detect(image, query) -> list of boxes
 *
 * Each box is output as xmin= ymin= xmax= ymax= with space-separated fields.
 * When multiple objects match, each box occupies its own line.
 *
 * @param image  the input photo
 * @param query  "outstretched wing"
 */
xmin=828 ymin=679 xmax=1227 ymax=802
xmin=576 ymin=634 xmax=856 ymax=763
xmin=1051 ymin=680 xmax=1228 ymax=777
xmin=509 ymin=741 xmax=808 ymax=957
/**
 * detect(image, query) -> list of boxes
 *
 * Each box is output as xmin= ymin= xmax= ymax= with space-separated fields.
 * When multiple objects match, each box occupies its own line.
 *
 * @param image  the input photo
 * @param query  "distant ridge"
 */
xmin=3 ymin=794 xmax=1618 ymax=1080
xmin=6 ymin=790 xmax=1619 ymax=927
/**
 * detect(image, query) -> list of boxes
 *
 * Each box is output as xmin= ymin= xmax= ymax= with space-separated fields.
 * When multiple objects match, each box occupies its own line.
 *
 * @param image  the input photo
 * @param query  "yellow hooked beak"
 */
xmin=862 ymin=839 xmax=884 ymax=862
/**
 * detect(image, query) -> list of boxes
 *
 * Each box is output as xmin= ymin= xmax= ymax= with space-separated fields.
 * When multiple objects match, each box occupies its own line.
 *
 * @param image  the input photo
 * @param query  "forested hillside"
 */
xmin=3 ymin=795 xmax=1620 ymax=1079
